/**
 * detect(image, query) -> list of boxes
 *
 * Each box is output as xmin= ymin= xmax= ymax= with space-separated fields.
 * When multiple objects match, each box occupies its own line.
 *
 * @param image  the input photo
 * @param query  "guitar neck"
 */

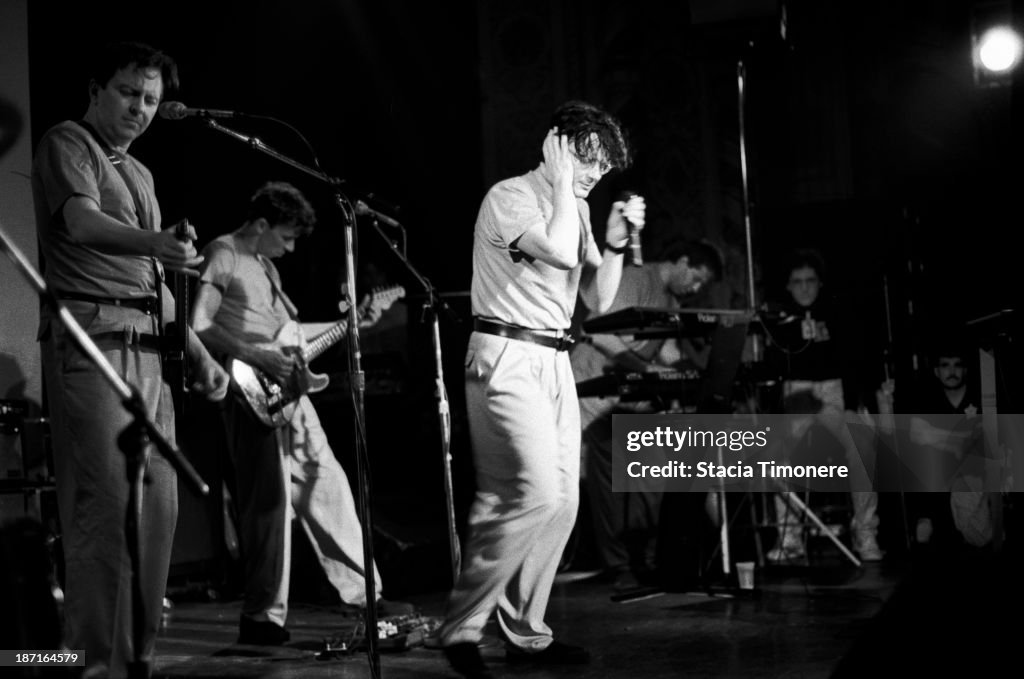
xmin=300 ymin=286 xmax=401 ymax=362
xmin=303 ymin=321 xmax=348 ymax=362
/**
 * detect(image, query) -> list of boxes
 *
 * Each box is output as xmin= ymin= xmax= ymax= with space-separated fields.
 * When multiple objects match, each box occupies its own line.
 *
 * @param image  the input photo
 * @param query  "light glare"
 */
xmin=977 ymin=26 xmax=1024 ymax=73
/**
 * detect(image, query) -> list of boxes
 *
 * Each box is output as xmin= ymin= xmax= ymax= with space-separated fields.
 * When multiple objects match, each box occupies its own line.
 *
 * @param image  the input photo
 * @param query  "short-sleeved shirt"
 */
xmin=470 ymin=167 xmax=592 ymax=330
xmin=32 ymin=121 xmax=160 ymax=299
xmin=199 ymin=234 xmax=294 ymax=347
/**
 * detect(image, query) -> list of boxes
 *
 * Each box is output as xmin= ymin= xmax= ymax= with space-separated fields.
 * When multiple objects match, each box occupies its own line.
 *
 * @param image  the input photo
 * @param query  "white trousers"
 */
xmin=781 ymin=379 xmax=878 ymax=537
xmin=440 ymin=332 xmax=580 ymax=650
xmin=225 ymin=394 xmax=381 ymax=626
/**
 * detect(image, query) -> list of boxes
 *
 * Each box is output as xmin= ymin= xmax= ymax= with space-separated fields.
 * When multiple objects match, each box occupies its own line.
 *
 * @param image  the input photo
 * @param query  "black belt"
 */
xmin=474 ymin=318 xmax=574 ymax=351
xmin=88 ymin=330 xmax=165 ymax=352
xmin=57 ymin=291 xmax=158 ymax=314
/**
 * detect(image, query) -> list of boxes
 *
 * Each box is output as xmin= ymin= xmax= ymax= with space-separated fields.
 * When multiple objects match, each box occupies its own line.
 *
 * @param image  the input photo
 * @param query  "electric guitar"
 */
xmin=228 ymin=284 xmax=405 ymax=427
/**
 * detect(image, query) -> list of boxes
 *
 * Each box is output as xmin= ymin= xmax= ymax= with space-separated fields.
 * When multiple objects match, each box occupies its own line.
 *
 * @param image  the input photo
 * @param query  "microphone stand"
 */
xmin=199 ymin=119 xmax=382 ymax=676
xmin=0 ymin=223 xmax=209 ymax=679
xmin=355 ymin=205 xmax=462 ymax=587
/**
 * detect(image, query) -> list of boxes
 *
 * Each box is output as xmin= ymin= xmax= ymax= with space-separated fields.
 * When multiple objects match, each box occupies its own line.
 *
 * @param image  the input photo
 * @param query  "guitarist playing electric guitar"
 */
xmin=190 ymin=181 xmax=413 ymax=646
xmin=226 ymin=282 xmax=403 ymax=427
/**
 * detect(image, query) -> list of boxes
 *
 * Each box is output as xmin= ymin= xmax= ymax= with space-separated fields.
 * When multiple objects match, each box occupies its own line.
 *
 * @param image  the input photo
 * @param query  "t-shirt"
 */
xmin=199 ymin=234 xmax=294 ymax=346
xmin=470 ymin=167 xmax=592 ymax=330
xmin=32 ymin=121 xmax=160 ymax=299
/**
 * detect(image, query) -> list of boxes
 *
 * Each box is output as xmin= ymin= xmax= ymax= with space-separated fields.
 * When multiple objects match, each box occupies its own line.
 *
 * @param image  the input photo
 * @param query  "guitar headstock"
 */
xmin=362 ymin=285 xmax=406 ymax=319
xmin=338 ymin=285 xmax=406 ymax=324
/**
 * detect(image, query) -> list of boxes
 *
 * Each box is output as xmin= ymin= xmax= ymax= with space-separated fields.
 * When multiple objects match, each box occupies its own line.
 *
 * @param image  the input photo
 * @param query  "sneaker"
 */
xmin=443 ymin=642 xmax=494 ymax=679
xmin=237 ymin=616 xmax=290 ymax=645
xmin=506 ymin=640 xmax=590 ymax=665
xmin=853 ymin=532 xmax=884 ymax=562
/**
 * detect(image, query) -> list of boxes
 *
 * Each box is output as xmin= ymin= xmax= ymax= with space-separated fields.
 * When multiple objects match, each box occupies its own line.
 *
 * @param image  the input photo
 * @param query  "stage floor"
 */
xmin=154 ymin=555 xmax=910 ymax=679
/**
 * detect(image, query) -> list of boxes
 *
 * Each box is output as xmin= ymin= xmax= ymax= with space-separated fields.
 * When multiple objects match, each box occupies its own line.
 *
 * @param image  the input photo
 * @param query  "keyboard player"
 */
xmin=568 ymin=240 xmax=723 ymax=589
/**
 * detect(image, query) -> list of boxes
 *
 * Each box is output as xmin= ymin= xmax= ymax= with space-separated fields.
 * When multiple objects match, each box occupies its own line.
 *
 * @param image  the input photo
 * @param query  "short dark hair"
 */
xmin=785 ymin=248 xmax=827 ymax=283
xmin=89 ymin=41 xmax=179 ymax=95
xmin=662 ymin=239 xmax=724 ymax=281
xmin=247 ymin=181 xmax=316 ymax=234
xmin=549 ymin=100 xmax=632 ymax=171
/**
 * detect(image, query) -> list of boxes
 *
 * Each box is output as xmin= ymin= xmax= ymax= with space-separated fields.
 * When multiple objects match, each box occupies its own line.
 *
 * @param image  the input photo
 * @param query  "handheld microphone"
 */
xmin=157 ymin=101 xmax=243 ymax=120
xmin=354 ymin=200 xmax=401 ymax=228
xmin=616 ymin=190 xmax=642 ymax=266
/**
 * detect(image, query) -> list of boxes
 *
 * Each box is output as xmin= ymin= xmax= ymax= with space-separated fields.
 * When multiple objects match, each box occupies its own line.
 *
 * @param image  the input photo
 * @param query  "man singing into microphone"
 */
xmin=439 ymin=100 xmax=644 ymax=679
xmin=31 ymin=41 xmax=229 ymax=678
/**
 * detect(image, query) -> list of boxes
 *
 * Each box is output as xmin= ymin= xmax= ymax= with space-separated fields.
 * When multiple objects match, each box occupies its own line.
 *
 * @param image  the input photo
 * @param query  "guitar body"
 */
xmin=228 ymin=358 xmax=299 ymax=428
xmin=227 ymin=286 xmax=405 ymax=428
xmin=227 ymin=320 xmax=330 ymax=428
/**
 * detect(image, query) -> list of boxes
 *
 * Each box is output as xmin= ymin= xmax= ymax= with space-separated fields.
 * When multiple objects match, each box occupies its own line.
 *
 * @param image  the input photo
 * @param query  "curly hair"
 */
xmin=548 ymin=100 xmax=632 ymax=171
xmin=247 ymin=181 xmax=317 ymax=234
xmin=89 ymin=41 xmax=180 ymax=95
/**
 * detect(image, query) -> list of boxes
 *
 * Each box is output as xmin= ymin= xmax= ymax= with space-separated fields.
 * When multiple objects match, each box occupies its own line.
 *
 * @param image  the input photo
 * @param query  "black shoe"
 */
xmin=237 ymin=616 xmax=290 ymax=645
xmin=443 ymin=642 xmax=494 ymax=679
xmin=506 ymin=640 xmax=590 ymax=665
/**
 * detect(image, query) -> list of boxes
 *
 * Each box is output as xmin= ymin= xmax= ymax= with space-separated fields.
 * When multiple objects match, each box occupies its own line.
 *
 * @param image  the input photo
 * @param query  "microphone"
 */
xmin=354 ymin=200 xmax=401 ymax=228
xmin=157 ymin=101 xmax=243 ymax=120
xmin=616 ymin=190 xmax=642 ymax=266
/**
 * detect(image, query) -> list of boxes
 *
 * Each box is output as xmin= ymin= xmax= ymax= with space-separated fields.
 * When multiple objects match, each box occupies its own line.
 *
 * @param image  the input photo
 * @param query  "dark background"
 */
xmin=25 ymin=0 xmax=1024 ymax=595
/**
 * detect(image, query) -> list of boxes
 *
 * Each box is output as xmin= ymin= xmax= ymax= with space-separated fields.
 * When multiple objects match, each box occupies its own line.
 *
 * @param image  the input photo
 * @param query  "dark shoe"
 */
xmin=238 ymin=616 xmax=290 ymax=645
xmin=443 ymin=642 xmax=494 ymax=679
xmin=506 ymin=640 xmax=590 ymax=665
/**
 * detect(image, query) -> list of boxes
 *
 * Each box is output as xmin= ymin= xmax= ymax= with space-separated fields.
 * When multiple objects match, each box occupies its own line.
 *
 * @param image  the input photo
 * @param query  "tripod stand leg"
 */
xmin=779 ymin=491 xmax=861 ymax=567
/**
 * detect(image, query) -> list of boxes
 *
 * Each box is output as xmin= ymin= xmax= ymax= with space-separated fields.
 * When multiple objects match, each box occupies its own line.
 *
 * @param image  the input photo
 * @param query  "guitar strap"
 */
xmin=75 ymin=120 xmax=194 ymax=417
xmin=75 ymin=120 xmax=168 ymax=335
xmin=257 ymin=254 xmax=300 ymax=321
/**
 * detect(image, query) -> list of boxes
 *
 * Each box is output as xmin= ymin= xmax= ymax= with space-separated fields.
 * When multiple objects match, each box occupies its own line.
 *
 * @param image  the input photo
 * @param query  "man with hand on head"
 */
xmin=439 ymin=100 xmax=643 ymax=679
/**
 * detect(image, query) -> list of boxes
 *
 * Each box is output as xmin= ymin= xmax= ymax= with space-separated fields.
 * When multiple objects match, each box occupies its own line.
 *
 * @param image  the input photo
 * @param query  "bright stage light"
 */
xmin=976 ymin=26 xmax=1024 ymax=74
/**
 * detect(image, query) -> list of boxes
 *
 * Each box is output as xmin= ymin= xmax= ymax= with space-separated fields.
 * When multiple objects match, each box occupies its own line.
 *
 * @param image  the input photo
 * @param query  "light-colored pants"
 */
xmin=224 ymin=394 xmax=381 ymax=626
xmin=41 ymin=302 xmax=176 ymax=679
xmin=440 ymin=332 xmax=580 ymax=650
xmin=779 ymin=379 xmax=878 ymax=539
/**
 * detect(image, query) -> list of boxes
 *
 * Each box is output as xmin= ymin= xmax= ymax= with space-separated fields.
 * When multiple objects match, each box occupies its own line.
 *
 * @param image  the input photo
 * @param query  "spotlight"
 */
xmin=971 ymin=2 xmax=1023 ymax=86
xmin=977 ymin=26 xmax=1023 ymax=73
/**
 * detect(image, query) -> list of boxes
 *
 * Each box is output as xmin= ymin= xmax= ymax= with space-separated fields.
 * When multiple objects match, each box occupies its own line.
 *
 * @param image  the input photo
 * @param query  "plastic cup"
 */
xmin=736 ymin=561 xmax=755 ymax=590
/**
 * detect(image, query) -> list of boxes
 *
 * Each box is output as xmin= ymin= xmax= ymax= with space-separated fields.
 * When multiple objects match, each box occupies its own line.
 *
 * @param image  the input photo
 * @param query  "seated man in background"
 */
xmin=763 ymin=248 xmax=883 ymax=563
xmin=569 ymin=239 xmax=723 ymax=588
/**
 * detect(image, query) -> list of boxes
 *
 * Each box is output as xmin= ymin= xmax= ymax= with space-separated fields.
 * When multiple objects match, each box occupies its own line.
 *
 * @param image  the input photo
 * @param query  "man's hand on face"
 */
xmin=542 ymin=128 xmax=575 ymax=189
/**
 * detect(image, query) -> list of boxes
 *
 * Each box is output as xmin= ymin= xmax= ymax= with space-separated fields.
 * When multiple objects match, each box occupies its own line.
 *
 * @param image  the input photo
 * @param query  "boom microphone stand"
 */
xmin=197 ymin=119 xmax=381 ymax=676
xmin=353 ymin=202 xmax=462 ymax=586
xmin=0 ymin=223 xmax=209 ymax=679
xmin=735 ymin=54 xmax=860 ymax=569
